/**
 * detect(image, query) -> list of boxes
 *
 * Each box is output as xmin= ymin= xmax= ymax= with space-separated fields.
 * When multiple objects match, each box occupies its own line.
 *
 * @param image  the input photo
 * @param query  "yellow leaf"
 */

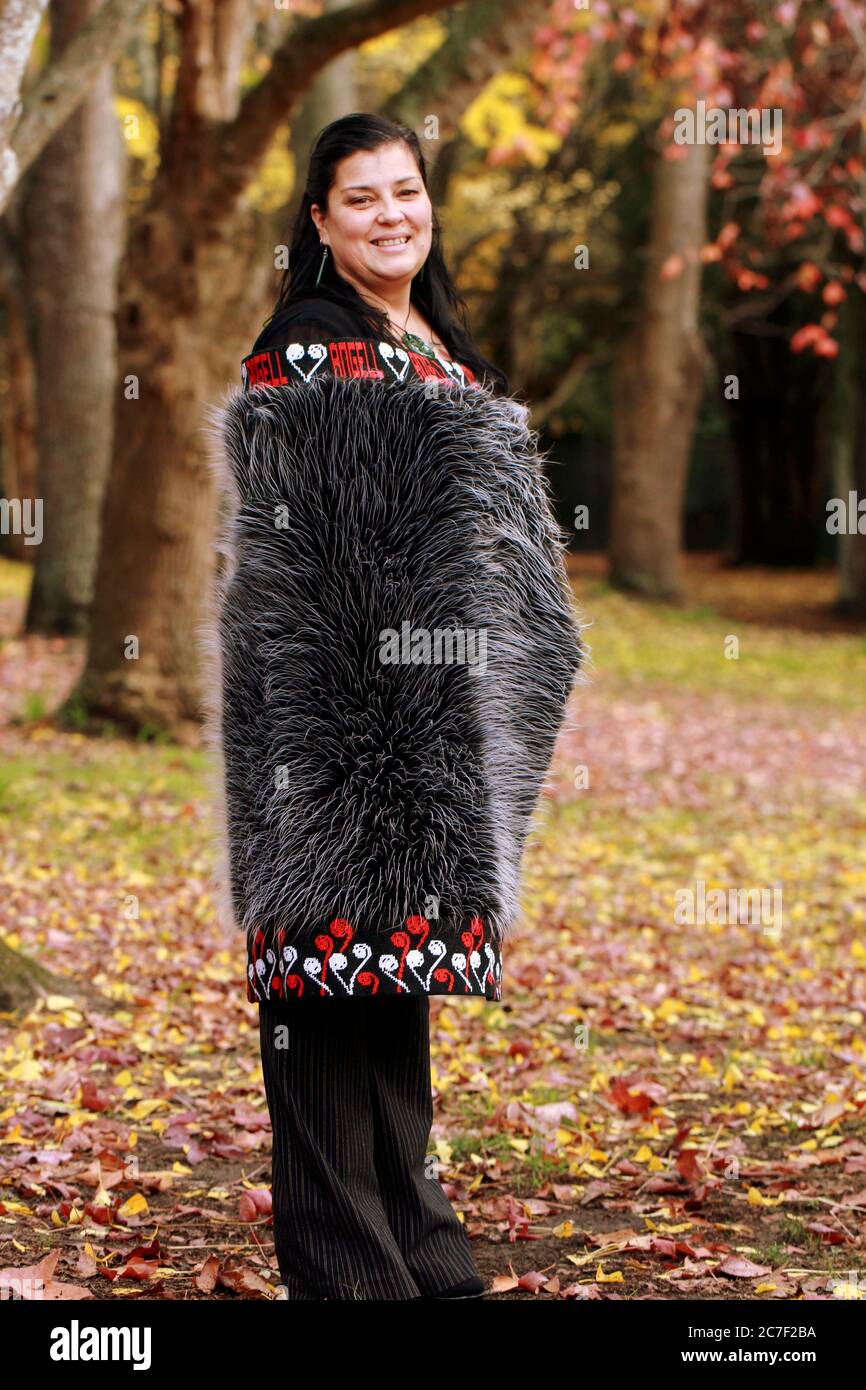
xmin=596 ymin=1266 xmax=623 ymax=1283
xmin=42 ymin=995 xmax=79 ymax=1013
xmin=118 ymin=1193 xmax=149 ymax=1218
xmin=128 ymin=1099 xmax=166 ymax=1120
xmin=553 ymin=1221 xmax=574 ymax=1238
xmin=7 ymin=1059 xmax=41 ymax=1081
xmin=114 ymin=1069 xmax=133 ymax=1087
xmin=656 ymin=997 xmax=686 ymax=1020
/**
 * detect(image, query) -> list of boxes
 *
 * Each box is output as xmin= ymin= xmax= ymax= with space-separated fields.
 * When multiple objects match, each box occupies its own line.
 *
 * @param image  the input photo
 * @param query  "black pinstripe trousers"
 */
xmin=258 ymin=994 xmax=481 ymax=1300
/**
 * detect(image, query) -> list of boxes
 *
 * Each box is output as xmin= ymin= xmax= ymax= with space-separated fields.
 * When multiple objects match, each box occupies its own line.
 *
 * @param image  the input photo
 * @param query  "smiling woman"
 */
xmin=208 ymin=113 xmax=581 ymax=1303
xmin=252 ymin=112 xmax=508 ymax=392
xmin=312 ymin=143 xmax=440 ymax=352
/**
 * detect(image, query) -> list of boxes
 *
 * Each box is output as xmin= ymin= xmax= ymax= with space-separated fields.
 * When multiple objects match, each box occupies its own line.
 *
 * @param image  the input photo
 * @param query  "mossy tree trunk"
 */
xmin=0 ymin=936 xmax=108 ymax=1015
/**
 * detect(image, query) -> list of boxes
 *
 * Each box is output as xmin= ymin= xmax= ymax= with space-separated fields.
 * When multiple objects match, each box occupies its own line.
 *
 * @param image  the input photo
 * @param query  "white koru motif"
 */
xmin=286 ymin=342 xmax=328 ymax=383
xmin=441 ymin=358 xmax=466 ymax=385
xmin=378 ymin=342 xmax=411 ymax=382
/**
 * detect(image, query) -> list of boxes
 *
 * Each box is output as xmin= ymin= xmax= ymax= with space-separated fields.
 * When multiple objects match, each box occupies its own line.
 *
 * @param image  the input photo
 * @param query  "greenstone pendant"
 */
xmin=402 ymin=331 xmax=438 ymax=360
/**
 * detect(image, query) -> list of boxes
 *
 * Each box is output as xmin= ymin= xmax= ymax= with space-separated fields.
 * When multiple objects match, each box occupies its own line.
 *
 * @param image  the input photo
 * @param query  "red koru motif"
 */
xmin=246 ymin=914 xmax=502 ymax=1003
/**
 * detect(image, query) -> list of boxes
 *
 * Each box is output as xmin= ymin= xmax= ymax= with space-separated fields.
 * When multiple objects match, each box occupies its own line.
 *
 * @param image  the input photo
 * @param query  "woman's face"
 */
xmin=311 ymin=142 xmax=432 ymax=295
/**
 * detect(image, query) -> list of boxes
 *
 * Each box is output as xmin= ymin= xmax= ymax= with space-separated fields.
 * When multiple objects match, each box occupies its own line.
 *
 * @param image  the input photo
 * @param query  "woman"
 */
xmin=204 ymin=114 xmax=584 ymax=1301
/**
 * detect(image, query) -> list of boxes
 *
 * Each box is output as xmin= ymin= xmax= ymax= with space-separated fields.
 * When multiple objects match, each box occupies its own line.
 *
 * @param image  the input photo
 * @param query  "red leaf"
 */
xmin=195 ymin=1255 xmax=221 ymax=1293
xmin=610 ymin=1079 xmax=653 ymax=1114
xmin=659 ymin=254 xmax=684 ymax=283
xmin=716 ymin=1255 xmax=772 ymax=1278
xmin=813 ymin=336 xmax=839 ymax=358
xmin=0 ymin=1251 xmax=93 ymax=1300
xmin=790 ymin=324 xmax=822 ymax=352
xmin=80 ymin=1081 xmax=111 ymax=1113
xmin=676 ymin=1148 xmax=703 ymax=1183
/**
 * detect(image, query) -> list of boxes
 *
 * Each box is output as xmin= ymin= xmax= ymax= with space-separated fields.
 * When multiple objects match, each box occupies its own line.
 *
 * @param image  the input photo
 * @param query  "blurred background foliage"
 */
xmin=0 ymin=0 xmax=863 ymax=743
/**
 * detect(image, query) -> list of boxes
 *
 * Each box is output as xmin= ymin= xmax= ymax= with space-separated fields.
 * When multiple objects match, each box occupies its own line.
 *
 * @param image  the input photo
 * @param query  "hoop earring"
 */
xmin=315 ymin=243 xmax=329 ymax=287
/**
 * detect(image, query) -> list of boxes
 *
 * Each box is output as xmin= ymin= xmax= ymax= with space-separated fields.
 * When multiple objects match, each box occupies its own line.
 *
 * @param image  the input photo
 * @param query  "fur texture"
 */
xmin=199 ymin=375 xmax=586 ymax=950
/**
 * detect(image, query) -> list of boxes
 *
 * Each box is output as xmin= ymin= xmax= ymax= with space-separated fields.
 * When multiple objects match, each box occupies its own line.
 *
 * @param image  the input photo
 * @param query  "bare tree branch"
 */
xmin=206 ymin=0 xmax=458 ymax=215
xmin=384 ymin=0 xmax=549 ymax=139
xmin=0 ymin=0 xmax=50 ymax=209
xmin=172 ymin=0 xmax=255 ymax=134
xmin=3 ymin=0 xmax=151 ymax=213
xmin=531 ymin=353 xmax=591 ymax=429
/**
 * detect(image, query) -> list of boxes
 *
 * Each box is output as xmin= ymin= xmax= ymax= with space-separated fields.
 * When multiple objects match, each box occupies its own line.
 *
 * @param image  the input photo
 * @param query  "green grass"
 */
xmin=573 ymin=583 xmax=866 ymax=710
xmin=0 ymin=744 xmax=209 ymax=872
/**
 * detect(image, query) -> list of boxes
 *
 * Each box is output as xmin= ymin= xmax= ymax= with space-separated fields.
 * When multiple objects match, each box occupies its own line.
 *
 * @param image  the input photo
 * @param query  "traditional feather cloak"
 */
xmin=201 ymin=343 xmax=585 ymax=1002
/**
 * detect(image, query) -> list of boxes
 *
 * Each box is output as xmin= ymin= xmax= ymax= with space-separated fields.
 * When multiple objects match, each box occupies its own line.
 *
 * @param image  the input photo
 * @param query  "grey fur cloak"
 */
xmin=201 ymin=372 xmax=585 ymax=996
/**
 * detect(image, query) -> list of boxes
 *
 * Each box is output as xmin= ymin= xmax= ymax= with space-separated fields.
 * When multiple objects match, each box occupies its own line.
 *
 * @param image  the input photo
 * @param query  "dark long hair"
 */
xmin=263 ymin=113 xmax=508 ymax=394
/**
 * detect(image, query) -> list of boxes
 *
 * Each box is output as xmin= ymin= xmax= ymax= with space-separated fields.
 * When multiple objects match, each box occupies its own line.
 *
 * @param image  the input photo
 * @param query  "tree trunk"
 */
xmin=0 ymin=273 xmax=38 ymax=562
xmin=66 ymin=196 xmax=262 ymax=740
xmin=22 ymin=0 xmax=126 ymax=635
xmin=609 ymin=139 xmax=710 ymax=600
xmin=0 ymin=935 xmax=108 ymax=1014
xmin=832 ymin=283 xmax=866 ymax=615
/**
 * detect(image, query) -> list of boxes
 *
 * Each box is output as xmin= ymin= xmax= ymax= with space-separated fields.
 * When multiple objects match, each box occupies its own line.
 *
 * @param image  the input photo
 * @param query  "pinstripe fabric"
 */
xmin=259 ymin=996 xmax=481 ymax=1300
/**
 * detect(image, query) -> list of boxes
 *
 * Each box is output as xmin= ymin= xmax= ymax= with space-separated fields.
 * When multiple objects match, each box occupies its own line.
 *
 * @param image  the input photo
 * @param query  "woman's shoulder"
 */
xmin=249 ymin=296 xmax=363 ymax=355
